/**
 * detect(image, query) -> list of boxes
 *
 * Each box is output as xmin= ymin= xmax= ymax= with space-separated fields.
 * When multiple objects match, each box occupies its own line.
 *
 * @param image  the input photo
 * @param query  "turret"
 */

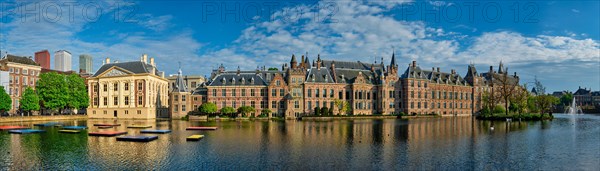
xmin=290 ymin=54 xmax=297 ymax=69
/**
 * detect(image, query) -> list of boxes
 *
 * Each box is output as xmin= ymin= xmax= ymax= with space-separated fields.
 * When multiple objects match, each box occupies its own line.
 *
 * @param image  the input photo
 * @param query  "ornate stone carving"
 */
xmin=104 ymin=69 xmax=128 ymax=77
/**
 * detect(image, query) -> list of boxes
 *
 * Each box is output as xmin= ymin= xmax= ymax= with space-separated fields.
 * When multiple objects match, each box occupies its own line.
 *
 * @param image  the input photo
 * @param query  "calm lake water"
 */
xmin=0 ymin=114 xmax=599 ymax=170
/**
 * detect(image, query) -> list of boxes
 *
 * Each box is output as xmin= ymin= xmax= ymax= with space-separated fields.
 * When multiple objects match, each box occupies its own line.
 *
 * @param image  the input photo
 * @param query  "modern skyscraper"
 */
xmin=34 ymin=50 xmax=51 ymax=69
xmin=79 ymin=54 xmax=93 ymax=74
xmin=54 ymin=50 xmax=72 ymax=71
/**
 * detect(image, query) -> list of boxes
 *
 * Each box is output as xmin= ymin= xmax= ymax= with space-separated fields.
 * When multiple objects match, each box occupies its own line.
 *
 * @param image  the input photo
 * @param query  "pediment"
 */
xmin=99 ymin=67 xmax=133 ymax=77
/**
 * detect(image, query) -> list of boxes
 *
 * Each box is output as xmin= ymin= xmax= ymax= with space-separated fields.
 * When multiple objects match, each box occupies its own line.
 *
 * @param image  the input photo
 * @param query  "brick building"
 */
xmin=172 ymin=53 xmax=519 ymax=119
xmin=0 ymin=54 xmax=42 ymax=114
xmin=34 ymin=50 xmax=51 ymax=69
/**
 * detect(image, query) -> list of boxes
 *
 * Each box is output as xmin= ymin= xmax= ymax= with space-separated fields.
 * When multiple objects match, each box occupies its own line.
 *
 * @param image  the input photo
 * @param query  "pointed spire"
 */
xmin=317 ymin=54 xmax=321 ymax=61
xmin=290 ymin=54 xmax=297 ymax=63
xmin=174 ymin=62 xmax=187 ymax=92
xmin=391 ymin=50 xmax=396 ymax=66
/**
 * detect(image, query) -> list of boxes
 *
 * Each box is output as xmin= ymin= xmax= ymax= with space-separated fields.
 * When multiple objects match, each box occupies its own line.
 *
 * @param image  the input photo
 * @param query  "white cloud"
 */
xmin=571 ymin=9 xmax=580 ymax=13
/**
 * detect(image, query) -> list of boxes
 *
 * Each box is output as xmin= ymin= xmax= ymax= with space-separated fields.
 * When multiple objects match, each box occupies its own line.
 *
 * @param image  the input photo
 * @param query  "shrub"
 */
xmin=493 ymin=105 xmax=505 ymax=114
xmin=321 ymin=107 xmax=329 ymax=116
xmin=314 ymin=107 xmax=321 ymax=116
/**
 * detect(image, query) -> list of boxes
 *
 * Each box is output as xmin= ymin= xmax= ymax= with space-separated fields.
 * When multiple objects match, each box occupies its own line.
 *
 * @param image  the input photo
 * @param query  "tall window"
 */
xmin=272 ymin=101 xmax=277 ymax=108
xmin=294 ymin=101 xmax=299 ymax=108
xmin=260 ymin=89 xmax=265 ymax=96
xmin=271 ymin=89 xmax=276 ymax=96
xmin=213 ymin=89 xmax=217 ymax=96
xmin=113 ymin=97 xmax=118 ymax=106
xmin=250 ymin=89 xmax=255 ymax=96
xmin=232 ymin=101 xmax=237 ymax=108
xmin=174 ymin=95 xmax=179 ymax=101
xmin=251 ymin=101 xmax=255 ymax=108
xmin=279 ymin=89 xmax=284 ymax=96
xmin=93 ymin=97 xmax=99 ymax=106
xmin=316 ymin=89 xmax=320 ymax=97
xmin=103 ymin=84 xmax=107 ymax=92
xmin=222 ymin=89 xmax=226 ymax=96
xmin=103 ymin=97 xmax=107 ymax=106
xmin=182 ymin=95 xmax=186 ymax=102
xmin=307 ymin=101 xmax=312 ymax=109
xmin=138 ymin=82 xmax=143 ymax=90
xmin=241 ymin=89 xmax=246 ymax=96
xmin=138 ymin=96 xmax=143 ymax=105
xmin=125 ymin=96 xmax=129 ymax=105
xmin=113 ymin=83 xmax=118 ymax=91
xmin=308 ymin=89 xmax=312 ymax=97
xmin=276 ymin=80 xmax=281 ymax=86
xmin=182 ymin=105 xmax=186 ymax=112
xmin=323 ymin=89 xmax=327 ymax=98
xmin=125 ymin=83 xmax=129 ymax=91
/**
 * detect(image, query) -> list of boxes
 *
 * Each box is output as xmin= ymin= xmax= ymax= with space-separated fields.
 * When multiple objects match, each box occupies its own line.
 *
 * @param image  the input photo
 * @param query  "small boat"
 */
xmin=186 ymin=126 xmax=218 ymax=130
xmin=34 ymin=122 xmax=60 ymax=127
xmin=116 ymin=135 xmax=158 ymax=142
xmin=59 ymin=130 xmax=81 ymax=133
xmin=140 ymin=129 xmax=171 ymax=134
xmin=9 ymin=129 xmax=45 ymax=134
xmin=98 ymin=126 xmax=113 ymax=129
xmin=127 ymin=125 xmax=152 ymax=129
xmin=186 ymin=135 xmax=205 ymax=141
xmin=93 ymin=123 xmax=121 ymax=126
xmin=0 ymin=126 xmax=29 ymax=130
xmin=88 ymin=131 xmax=127 ymax=137
xmin=54 ymin=125 xmax=63 ymax=127
xmin=62 ymin=126 xmax=88 ymax=130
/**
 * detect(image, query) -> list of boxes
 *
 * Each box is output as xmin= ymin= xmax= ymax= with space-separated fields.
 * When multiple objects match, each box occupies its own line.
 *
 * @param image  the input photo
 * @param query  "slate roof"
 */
xmin=400 ymin=65 xmax=468 ymax=85
xmin=574 ymin=88 xmax=591 ymax=95
xmin=208 ymin=73 xmax=268 ymax=86
xmin=172 ymin=69 xmax=188 ymax=92
xmin=2 ymin=54 xmax=39 ymax=66
xmin=333 ymin=68 xmax=378 ymax=84
xmin=321 ymin=60 xmax=382 ymax=70
xmin=305 ymin=67 xmax=335 ymax=83
xmin=93 ymin=61 xmax=159 ymax=77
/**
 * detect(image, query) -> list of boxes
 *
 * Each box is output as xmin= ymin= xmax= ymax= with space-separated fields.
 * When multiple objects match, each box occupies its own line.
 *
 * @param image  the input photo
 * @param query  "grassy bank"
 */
xmin=476 ymin=113 xmax=554 ymax=121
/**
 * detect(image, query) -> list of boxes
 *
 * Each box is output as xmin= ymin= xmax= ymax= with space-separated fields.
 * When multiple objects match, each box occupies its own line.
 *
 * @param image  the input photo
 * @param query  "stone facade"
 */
xmin=0 ymin=54 xmax=42 ymax=113
xmin=87 ymin=55 xmax=169 ymax=119
xmin=171 ymin=53 xmax=519 ymax=119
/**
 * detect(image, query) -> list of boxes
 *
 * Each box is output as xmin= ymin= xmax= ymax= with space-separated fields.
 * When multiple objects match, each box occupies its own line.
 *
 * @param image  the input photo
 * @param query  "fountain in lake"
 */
xmin=565 ymin=98 xmax=583 ymax=114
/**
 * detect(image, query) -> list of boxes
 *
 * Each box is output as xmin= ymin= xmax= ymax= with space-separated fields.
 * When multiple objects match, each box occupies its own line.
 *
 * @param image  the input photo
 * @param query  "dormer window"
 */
xmin=222 ymin=77 xmax=226 ymax=83
xmin=231 ymin=78 xmax=235 ymax=84
xmin=241 ymin=77 xmax=245 ymax=84
xmin=250 ymin=77 xmax=254 ymax=84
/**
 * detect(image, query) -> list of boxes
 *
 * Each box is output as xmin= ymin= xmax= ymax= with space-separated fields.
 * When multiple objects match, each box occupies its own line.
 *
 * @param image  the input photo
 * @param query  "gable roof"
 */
xmin=208 ymin=73 xmax=268 ymax=86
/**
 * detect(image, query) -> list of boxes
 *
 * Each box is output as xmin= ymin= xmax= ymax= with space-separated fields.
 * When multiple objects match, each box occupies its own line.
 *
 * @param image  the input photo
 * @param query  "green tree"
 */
xmin=37 ymin=72 xmax=69 ymax=115
xmin=536 ymin=95 xmax=559 ymax=115
xmin=314 ymin=107 xmax=320 ymax=116
xmin=237 ymin=106 xmax=255 ymax=117
xmin=66 ymin=74 xmax=89 ymax=112
xmin=511 ymin=85 xmax=530 ymax=115
xmin=260 ymin=108 xmax=272 ymax=117
xmin=19 ymin=87 xmax=40 ymax=116
xmin=220 ymin=106 xmax=236 ymax=117
xmin=560 ymin=93 xmax=573 ymax=106
xmin=328 ymin=107 xmax=334 ymax=116
xmin=321 ymin=107 xmax=329 ymax=116
xmin=268 ymin=68 xmax=279 ymax=71
xmin=0 ymin=86 xmax=11 ymax=113
xmin=198 ymin=102 xmax=217 ymax=115
xmin=334 ymin=99 xmax=351 ymax=115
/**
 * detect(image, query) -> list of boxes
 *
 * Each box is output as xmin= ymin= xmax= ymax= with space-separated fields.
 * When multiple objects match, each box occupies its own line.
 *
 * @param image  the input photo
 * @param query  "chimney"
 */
xmin=412 ymin=60 xmax=416 ymax=67
xmin=514 ymin=72 xmax=517 ymax=76
xmin=432 ymin=67 xmax=435 ymax=72
xmin=105 ymin=57 xmax=110 ymax=64
xmin=489 ymin=66 xmax=493 ymax=72
xmin=150 ymin=57 xmax=155 ymax=66
xmin=451 ymin=69 xmax=455 ymax=75
xmin=436 ymin=67 xmax=440 ymax=72
xmin=142 ymin=54 xmax=148 ymax=63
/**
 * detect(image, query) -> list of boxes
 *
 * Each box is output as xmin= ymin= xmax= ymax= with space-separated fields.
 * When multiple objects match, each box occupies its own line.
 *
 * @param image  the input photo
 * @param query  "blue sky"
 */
xmin=0 ymin=0 xmax=598 ymax=93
